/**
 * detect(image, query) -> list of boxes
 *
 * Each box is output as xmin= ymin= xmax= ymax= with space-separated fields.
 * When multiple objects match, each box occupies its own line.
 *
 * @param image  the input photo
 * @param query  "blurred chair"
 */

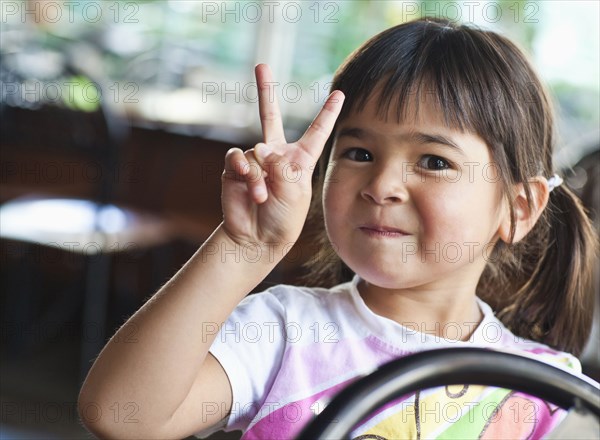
xmin=568 ymin=147 xmax=600 ymax=376
xmin=0 ymin=50 xmax=172 ymax=381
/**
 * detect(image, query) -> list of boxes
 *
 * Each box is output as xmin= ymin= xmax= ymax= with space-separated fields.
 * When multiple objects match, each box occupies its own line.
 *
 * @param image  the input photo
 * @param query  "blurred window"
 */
xmin=1 ymin=0 xmax=598 ymax=152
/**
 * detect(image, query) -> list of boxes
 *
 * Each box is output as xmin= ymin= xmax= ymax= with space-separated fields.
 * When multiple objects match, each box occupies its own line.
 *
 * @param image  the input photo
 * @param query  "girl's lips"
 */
xmin=359 ymin=224 xmax=409 ymax=237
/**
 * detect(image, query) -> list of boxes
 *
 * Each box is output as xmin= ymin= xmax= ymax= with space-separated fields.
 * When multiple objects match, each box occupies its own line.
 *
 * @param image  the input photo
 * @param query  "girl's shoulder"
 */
xmin=476 ymin=298 xmax=582 ymax=374
xmin=241 ymin=279 xmax=356 ymax=314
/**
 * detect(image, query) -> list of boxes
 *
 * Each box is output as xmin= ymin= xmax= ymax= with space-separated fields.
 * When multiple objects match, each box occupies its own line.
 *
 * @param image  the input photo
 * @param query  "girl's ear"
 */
xmin=498 ymin=177 xmax=550 ymax=244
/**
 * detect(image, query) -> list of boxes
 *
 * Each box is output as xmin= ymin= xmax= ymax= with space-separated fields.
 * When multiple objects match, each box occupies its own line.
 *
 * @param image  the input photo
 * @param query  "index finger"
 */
xmin=255 ymin=64 xmax=286 ymax=144
xmin=297 ymin=90 xmax=345 ymax=159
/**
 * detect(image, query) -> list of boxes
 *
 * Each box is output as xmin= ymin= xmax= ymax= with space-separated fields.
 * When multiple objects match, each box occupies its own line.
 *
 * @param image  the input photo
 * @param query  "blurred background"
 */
xmin=1 ymin=1 xmax=598 ymax=438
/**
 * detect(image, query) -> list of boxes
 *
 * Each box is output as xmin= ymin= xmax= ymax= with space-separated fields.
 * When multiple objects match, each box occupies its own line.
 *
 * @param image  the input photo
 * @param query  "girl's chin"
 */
xmin=353 ymin=268 xmax=415 ymax=291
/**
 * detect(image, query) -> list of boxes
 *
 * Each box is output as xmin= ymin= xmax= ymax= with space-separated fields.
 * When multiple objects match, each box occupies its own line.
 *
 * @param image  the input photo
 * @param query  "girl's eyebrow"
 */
xmin=336 ymin=127 xmax=368 ymax=140
xmin=336 ymin=127 xmax=466 ymax=156
xmin=413 ymin=133 xmax=466 ymax=156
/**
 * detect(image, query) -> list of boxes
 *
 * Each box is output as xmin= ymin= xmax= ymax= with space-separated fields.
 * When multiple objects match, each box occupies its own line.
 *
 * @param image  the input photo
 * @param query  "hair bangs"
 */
xmin=331 ymin=19 xmax=523 ymax=153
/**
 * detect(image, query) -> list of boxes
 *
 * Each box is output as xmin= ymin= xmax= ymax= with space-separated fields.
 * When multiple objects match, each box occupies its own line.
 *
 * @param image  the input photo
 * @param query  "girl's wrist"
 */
xmin=208 ymin=224 xmax=287 ymax=271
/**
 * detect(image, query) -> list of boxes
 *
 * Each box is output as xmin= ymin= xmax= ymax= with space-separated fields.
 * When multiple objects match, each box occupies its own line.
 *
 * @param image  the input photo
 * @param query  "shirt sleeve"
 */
xmin=207 ymin=289 xmax=288 ymax=431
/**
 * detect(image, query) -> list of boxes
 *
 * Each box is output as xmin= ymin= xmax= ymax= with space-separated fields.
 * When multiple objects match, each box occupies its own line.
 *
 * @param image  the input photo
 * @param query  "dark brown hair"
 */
xmin=304 ymin=18 xmax=597 ymax=356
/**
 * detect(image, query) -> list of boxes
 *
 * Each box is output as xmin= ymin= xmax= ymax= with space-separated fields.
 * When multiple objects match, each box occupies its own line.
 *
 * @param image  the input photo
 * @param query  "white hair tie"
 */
xmin=547 ymin=174 xmax=563 ymax=192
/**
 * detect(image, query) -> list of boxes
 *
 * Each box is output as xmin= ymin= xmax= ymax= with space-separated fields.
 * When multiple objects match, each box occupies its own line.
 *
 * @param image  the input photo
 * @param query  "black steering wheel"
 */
xmin=296 ymin=347 xmax=600 ymax=439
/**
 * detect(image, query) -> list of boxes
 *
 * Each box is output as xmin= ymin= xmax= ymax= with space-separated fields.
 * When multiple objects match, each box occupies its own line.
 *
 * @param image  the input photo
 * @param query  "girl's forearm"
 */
xmin=78 ymin=224 xmax=280 ymax=435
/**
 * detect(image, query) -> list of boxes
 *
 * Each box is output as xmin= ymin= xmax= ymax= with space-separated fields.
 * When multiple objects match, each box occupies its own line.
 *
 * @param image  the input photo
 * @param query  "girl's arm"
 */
xmin=77 ymin=64 xmax=344 ymax=439
xmin=78 ymin=227 xmax=277 ymax=439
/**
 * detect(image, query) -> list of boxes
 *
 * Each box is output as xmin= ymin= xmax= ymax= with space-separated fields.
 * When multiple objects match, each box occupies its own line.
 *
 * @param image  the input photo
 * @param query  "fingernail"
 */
xmin=254 ymin=144 xmax=273 ymax=160
xmin=254 ymin=186 xmax=267 ymax=201
xmin=328 ymin=90 xmax=344 ymax=104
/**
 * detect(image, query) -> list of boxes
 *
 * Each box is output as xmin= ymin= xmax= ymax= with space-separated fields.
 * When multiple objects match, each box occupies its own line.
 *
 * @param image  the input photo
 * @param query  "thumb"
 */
xmin=253 ymin=143 xmax=304 ymax=193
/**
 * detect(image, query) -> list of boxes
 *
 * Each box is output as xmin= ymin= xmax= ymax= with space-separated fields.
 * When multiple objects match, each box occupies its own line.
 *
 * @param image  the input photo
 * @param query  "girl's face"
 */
xmin=322 ymin=92 xmax=507 ymax=293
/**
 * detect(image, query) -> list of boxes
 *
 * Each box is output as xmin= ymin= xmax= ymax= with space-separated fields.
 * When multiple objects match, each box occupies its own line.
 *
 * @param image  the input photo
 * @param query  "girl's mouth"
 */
xmin=359 ymin=224 xmax=409 ymax=238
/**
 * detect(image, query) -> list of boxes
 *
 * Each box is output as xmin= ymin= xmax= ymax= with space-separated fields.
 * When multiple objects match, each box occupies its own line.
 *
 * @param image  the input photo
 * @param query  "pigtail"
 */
xmin=492 ymin=184 xmax=597 ymax=356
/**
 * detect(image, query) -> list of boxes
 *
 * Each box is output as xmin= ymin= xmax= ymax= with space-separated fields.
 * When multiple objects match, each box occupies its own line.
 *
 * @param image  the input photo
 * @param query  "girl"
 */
xmin=79 ymin=18 xmax=597 ymax=439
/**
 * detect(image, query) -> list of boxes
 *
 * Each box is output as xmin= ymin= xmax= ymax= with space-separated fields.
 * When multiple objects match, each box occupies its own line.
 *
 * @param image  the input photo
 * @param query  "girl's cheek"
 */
xmin=323 ymin=162 xmax=341 ymax=189
xmin=322 ymin=175 xmax=343 ymax=214
xmin=416 ymin=190 xmax=464 ymax=235
xmin=324 ymin=164 xmax=353 ymax=195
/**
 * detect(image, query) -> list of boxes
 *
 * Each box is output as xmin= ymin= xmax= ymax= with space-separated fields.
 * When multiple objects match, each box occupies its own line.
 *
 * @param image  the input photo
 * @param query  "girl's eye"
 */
xmin=418 ymin=155 xmax=451 ymax=170
xmin=343 ymin=148 xmax=373 ymax=162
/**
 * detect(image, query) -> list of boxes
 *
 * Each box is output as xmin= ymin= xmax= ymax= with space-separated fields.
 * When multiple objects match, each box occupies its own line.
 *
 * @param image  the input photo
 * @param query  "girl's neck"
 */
xmin=357 ymin=279 xmax=484 ymax=341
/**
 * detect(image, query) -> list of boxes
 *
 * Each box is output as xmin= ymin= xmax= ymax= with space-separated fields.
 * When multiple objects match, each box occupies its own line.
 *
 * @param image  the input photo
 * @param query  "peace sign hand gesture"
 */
xmin=221 ymin=64 xmax=344 ymax=254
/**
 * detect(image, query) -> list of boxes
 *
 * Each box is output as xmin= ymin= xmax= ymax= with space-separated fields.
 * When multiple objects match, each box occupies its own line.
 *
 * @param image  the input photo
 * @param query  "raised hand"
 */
xmin=221 ymin=64 xmax=344 ymax=250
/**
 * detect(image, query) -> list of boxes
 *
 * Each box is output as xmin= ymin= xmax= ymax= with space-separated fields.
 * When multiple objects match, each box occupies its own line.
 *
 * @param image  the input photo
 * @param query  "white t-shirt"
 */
xmin=204 ymin=276 xmax=584 ymax=439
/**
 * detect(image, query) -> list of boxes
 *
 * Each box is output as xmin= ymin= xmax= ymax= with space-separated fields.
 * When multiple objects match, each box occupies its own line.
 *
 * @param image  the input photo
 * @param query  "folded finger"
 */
xmin=244 ymin=149 xmax=268 ymax=204
xmin=223 ymin=147 xmax=248 ymax=182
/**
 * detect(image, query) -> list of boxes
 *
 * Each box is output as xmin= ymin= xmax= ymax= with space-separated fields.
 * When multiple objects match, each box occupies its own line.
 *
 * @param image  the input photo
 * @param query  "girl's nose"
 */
xmin=360 ymin=165 xmax=409 ymax=204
